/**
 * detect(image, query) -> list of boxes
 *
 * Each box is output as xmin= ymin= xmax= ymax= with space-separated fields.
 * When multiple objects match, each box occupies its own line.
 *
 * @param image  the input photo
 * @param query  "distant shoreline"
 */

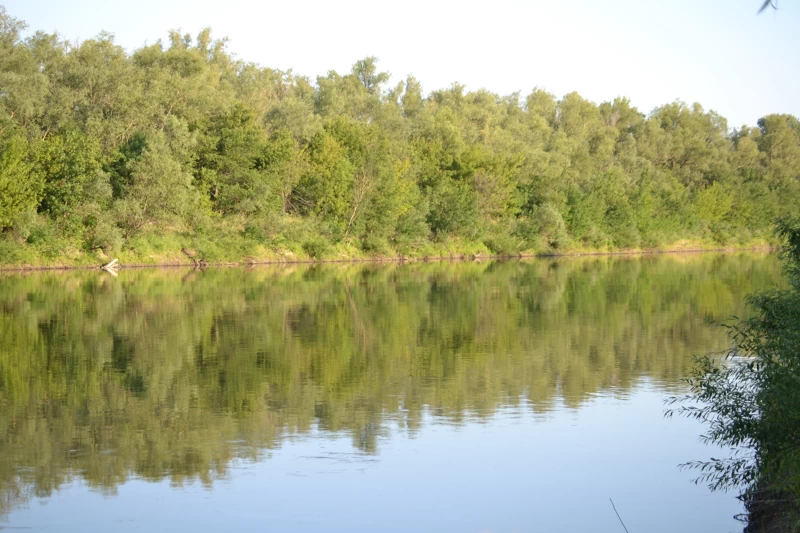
xmin=0 ymin=245 xmax=776 ymax=272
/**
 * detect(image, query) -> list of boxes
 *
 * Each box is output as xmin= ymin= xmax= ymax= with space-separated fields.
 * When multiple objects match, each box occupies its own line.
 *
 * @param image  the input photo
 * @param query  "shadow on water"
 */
xmin=0 ymin=252 xmax=782 ymax=516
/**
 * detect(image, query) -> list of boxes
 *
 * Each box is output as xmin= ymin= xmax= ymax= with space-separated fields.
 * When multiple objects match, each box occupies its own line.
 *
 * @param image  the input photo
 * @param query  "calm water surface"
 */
xmin=0 ymin=253 xmax=783 ymax=532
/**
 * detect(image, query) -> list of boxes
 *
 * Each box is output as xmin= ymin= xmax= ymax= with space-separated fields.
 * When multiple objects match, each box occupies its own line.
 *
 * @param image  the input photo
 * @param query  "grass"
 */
xmin=0 ymin=227 xmax=777 ymax=270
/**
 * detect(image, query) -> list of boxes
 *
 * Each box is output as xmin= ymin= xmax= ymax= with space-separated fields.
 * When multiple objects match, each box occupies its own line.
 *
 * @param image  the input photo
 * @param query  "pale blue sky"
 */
xmin=4 ymin=0 xmax=799 ymax=128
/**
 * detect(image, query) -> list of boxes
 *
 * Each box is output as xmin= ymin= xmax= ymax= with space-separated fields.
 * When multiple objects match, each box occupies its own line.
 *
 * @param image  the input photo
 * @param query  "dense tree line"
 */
xmin=0 ymin=253 xmax=779 ymax=515
xmin=0 ymin=7 xmax=799 ymax=264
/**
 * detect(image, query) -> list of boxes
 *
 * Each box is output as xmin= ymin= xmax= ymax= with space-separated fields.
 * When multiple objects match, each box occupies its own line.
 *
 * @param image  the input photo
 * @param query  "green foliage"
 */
xmin=427 ymin=179 xmax=480 ymax=239
xmin=0 ymin=133 xmax=41 ymax=229
xmin=297 ymin=128 xmax=353 ymax=231
xmin=695 ymin=182 xmax=734 ymax=224
xmin=81 ymin=205 xmax=123 ymax=252
xmin=483 ymin=232 xmax=519 ymax=256
xmin=116 ymin=132 xmax=199 ymax=237
xmin=196 ymin=104 xmax=267 ymax=216
xmin=669 ymin=219 xmax=800 ymax=531
xmin=36 ymin=129 xmax=110 ymax=223
xmin=259 ymin=128 xmax=309 ymax=214
xmin=302 ymin=237 xmax=330 ymax=260
xmin=0 ymin=7 xmax=797 ymax=264
xmin=530 ymin=203 xmax=569 ymax=250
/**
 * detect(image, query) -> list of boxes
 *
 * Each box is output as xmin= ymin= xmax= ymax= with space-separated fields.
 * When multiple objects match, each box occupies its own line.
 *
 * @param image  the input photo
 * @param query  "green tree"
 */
xmin=0 ymin=132 xmax=41 ymax=228
xmin=35 ymin=129 xmax=109 ymax=224
xmin=195 ymin=104 xmax=267 ymax=216
xmin=116 ymin=132 xmax=199 ymax=237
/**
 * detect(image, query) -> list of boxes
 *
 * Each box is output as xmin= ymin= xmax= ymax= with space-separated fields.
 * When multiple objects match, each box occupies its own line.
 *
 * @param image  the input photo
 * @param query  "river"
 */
xmin=0 ymin=253 xmax=782 ymax=532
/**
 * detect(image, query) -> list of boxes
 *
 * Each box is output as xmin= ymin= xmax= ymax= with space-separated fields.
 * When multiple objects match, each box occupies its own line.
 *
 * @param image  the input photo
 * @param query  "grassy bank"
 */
xmin=0 ymin=227 xmax=775 ymax=270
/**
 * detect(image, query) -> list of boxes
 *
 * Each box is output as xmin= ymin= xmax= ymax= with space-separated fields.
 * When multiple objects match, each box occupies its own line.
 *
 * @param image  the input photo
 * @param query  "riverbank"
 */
xmin=0 ymin=236 xmax=776 ymax=271
xmin=743 ymin=486 xmax=798 ymax=533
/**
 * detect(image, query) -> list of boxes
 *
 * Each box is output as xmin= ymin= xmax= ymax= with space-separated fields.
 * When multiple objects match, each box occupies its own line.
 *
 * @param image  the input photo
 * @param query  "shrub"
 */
xmin=302 ymin=238 xmax=330 ymax=260
xmin=484 ymin=233 xmax=519 ymax=256
xmin=669 ymin=217 xmax=800 ymax=532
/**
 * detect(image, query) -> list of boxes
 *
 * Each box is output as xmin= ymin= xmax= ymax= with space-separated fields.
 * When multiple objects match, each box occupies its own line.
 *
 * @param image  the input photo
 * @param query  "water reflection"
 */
xmin=0 ymin=253 xmax=781 ymax=519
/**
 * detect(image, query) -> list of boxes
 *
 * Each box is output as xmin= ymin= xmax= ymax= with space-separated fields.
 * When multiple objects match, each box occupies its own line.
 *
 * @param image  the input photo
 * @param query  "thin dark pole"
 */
xmin=609 ymin=498 xmax=631 ymax=533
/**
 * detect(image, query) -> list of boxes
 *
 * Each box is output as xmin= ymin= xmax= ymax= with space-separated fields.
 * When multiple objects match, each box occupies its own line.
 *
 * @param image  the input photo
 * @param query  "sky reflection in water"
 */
xmin=0 ymin=253 xmax=781 ymax=532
